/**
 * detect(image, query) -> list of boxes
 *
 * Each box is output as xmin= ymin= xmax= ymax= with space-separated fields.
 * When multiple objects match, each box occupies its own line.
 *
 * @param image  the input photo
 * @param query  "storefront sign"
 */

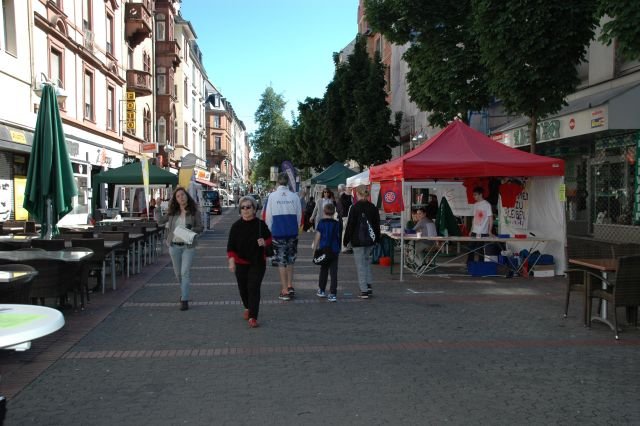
xmin=194 ymin=167 xmax=211 ymax=181
xmin=141 ymin=143 xmax=157 ymax=153
xmin=10 ymin=130 xmax=26 ymax=144
xmin=495 ymin=106 xmax=610 ymax=147
xmin=126 ymin=91 xmax=136 ymax=131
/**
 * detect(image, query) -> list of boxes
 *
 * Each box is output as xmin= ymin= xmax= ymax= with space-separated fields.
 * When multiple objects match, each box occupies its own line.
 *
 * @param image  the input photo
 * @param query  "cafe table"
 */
xmin=0 ymin=304 xmax=65 ymax=351
xmin=568 ymin=258 xmax=618 ymax=328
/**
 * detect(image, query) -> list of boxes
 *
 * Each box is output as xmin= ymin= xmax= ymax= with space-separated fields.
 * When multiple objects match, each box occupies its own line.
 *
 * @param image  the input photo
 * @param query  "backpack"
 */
xmin=357 ymin=212 xmax=375 ymax=246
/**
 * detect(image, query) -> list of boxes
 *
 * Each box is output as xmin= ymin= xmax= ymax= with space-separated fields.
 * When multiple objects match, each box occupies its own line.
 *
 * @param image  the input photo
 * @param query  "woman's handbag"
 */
xmin=312 ymin=247 xmax=336 ymax=266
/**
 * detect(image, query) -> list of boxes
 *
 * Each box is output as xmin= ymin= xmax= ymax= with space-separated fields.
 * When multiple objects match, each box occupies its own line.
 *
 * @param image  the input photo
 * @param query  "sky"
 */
xmin=180 ymin=0 xmax=360 ymax=135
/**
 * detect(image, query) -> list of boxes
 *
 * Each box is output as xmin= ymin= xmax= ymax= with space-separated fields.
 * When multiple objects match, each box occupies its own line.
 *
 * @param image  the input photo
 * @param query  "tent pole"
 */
xmin=400 ymin=179 xmax=405 ymax=282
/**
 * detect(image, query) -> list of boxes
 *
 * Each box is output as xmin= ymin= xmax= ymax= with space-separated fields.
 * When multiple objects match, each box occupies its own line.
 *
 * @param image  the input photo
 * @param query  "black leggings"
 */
xmin=235 ymin=263 xmax=266 ymax=319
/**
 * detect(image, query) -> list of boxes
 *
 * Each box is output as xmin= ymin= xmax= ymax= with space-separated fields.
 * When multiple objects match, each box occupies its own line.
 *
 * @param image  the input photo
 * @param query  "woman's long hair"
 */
xmin=167 ymin=187 xmax=199 ymax=216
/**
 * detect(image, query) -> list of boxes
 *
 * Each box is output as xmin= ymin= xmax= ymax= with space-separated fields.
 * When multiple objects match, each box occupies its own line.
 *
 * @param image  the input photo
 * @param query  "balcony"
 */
xmin=156 ymin=40 xmax=181 ymax=67
xmin=126 ymin=69 xmax=152 ymax=97
xmin=124 ymin=3 xmax=152 ymax=49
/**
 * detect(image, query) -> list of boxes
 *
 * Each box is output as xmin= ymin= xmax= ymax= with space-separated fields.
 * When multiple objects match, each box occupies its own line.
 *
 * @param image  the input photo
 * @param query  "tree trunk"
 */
xmin=528 ymin=115 xmax=537 ymax=154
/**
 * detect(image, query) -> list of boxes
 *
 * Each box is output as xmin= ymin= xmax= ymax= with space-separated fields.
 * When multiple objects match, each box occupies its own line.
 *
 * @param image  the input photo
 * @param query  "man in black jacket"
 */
xmin=336 ymin=184 xmax=353 ymax=253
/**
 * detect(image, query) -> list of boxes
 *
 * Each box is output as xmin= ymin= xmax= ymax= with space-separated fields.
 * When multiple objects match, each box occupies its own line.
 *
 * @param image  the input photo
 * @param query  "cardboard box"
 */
xmin=533 ymin=264 xmax=555 ymax=277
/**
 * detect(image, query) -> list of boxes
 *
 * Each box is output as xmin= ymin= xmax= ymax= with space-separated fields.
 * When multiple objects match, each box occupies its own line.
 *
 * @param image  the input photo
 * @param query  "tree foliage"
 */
xmin=473 ymin=0 xmax=598 ymax=152
xmin=364 ymin=0 xmax=491 ymax=127
xmin=251 ymin=87 xmax=292 ymax=181
xmin=597 ymin=1 xmax=640 ymax=60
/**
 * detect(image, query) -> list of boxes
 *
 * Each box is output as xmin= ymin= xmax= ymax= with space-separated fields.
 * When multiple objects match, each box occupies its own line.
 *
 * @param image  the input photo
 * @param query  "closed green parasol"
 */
xmin=23 ymin=84 xmax=77 ymax=238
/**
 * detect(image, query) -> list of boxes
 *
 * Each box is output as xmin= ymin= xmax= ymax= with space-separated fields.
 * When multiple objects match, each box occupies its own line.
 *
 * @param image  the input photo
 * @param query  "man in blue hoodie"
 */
xmin=264 ymin=173 xmax=302 ymax=301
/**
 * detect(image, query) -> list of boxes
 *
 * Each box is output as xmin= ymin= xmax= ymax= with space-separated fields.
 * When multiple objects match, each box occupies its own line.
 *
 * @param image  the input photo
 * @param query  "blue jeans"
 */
xmin=169 ymin=244 xmax=196 ymax=301
xmin=352 ymin=246 xmax=374 ymax=293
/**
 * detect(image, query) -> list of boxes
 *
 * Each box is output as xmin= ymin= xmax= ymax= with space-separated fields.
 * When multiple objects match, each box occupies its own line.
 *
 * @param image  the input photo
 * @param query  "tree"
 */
xmin=364 ymin=0 xmax=491 ymax=127
xmin=597 ymin=1 xmax=640 ymax=60
xmin=473 ymin=0 xmax=598 ymax=153
xmin=334 ymin=36 xmax=398 ymax=168
xmin=293 ymin=97 xmax=337 ymax=169
xmin=251 ymin=86 xmax=292 ymax=180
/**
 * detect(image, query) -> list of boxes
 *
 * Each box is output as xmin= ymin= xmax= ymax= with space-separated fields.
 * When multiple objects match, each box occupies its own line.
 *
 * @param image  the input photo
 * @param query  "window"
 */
xmin=127 ymin=46 xmax=133 ymax=69
xmin=83 ymin=70 xmax=94 ymax=120
xmin=143 ymin=107 xmax=151 ymax=142
xmin=143 ymin=51 xmax=151 ymax=73
xmin=157 ymin=116 xmax=166 ymax=145
xmin=183 ymin=78 xmax=188 ymax=104
xmin=155 ymin=20 xmax=165 ymax=41
xmin=173 ymin=118 xmax=178 ymax=146
xmin=156 ymin=74 xmax=166 ymax=94
xmin=82 ymin=0 xmax=92 ymax=30
xmin=106 ymin=86 xmax=115 ymax=130
xmin=213 ymin=94 xmax=220 ymax=107
xmin=2 ymin=0 xmax=17 ymax=56
xmin=213 ymin=115 xmax=221 ymax=128
xmin=49 ymin=47 xmax=63 ymax=87
xmin=105 ymin=14 xmax=114 ymax=55
xmin=183 ymin=123 xmax=188 ymax=148
xmin=191 ymin=97 xmax=195 ymax=117
xmin=215 ymin=135 xmax=221 ymax=151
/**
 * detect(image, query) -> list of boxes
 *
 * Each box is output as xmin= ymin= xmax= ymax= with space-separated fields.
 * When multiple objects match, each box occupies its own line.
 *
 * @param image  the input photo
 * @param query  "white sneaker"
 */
xmin=316 ymin=289 xmax=326 ymax=298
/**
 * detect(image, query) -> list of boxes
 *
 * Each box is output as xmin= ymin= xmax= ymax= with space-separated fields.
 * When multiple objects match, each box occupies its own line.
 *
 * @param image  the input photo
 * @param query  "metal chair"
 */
xmin=98 ymin=231 xmax=131 ymax=277
xmin=586 ymin=255 xmax=640 ymax=339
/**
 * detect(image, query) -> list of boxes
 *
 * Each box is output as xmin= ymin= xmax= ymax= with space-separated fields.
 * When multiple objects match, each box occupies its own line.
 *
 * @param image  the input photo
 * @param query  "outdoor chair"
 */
xmin=71 ymin=238 xmax=109 ymax=293
xmin=0 ymin=264 xmax=38 ymax=304
xmin=13 ymin=255 xmax=68 ymax=306
xmin=98 ymin=231 xmax=131 ymax=277
xmin=586 ymin=255 xmax=640 ymax=339
xmin=0 ymin=242 xmax=18 ymax=251
xmin=30 ymin=239 xmax=66 ymax=251
xmin=61 ymin=247 xmax=94 ymax=309
xmin=563 ymin=269 xmax=588 ymax=325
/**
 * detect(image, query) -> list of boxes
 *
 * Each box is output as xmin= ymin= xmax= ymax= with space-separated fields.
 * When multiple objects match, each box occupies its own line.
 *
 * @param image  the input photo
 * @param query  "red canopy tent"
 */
xmin=369 ymin=120 xmax=564 ymax=181
xmin=368 ymin=120 xmax=567 ymax=280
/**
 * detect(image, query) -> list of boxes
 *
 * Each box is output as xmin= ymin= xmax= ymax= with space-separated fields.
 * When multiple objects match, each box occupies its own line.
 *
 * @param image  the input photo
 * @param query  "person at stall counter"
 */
xmin=467 ymin=186 xmax=493 ymax=263
xmin=158 ymin=187 xmax=204 ymax=311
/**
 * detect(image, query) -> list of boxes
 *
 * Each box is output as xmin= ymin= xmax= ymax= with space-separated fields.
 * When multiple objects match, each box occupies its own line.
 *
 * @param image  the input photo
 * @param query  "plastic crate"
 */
xmin=467 ymin=261 xmax=498 ymax=276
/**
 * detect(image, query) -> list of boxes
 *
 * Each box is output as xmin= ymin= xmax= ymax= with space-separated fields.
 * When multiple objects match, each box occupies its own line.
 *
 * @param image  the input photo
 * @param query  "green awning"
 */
xmin=310 ymin=161 xmax=357 ymax=187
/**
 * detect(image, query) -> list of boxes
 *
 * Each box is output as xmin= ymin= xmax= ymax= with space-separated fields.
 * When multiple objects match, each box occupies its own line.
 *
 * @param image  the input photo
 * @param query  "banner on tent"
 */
xmin=500 ymin=180 xmax=530 ymax=229
xmin=381 ymin=181 xmax=404 ymax=213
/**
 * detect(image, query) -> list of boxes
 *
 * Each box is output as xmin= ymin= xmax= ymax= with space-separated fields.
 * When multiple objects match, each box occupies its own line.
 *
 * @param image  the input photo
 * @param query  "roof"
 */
xmin=369 ymin=121 xmax=564 ymax=181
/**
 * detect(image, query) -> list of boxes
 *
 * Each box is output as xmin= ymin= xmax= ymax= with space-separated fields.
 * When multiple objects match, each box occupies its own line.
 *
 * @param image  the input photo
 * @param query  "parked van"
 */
xmin=218 ymin=188 xmax=233 ymax=206
xmin=201 ymin=190 xmax=222 ymax=215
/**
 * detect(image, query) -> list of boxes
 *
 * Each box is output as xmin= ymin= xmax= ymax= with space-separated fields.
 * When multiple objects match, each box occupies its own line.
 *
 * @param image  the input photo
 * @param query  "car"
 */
xmin=218 ymin=188 xmax=233 ymax=206
xmin=247 ymin=193 xmax=262 ymax=210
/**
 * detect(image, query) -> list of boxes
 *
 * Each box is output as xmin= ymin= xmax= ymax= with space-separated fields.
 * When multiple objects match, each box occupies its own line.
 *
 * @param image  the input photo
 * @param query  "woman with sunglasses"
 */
xmin=227 ymin=195 xmax=272 ymax=328
xmin=158 ymin=187 xmax=204 ymax=311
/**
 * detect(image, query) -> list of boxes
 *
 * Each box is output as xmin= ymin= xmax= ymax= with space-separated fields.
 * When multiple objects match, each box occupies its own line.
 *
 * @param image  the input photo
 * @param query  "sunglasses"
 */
xmin=240 ymin=205 xmax=253 ymax=210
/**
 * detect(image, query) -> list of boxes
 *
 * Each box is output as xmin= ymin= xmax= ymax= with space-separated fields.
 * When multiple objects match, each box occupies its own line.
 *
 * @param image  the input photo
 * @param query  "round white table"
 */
xmin=0 ymin=304 xmax=65 ymax=351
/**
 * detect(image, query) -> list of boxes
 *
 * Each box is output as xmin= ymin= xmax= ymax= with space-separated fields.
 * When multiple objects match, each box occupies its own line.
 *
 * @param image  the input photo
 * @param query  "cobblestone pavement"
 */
xmin=2 ymin=209 xmax=640 ymax=425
